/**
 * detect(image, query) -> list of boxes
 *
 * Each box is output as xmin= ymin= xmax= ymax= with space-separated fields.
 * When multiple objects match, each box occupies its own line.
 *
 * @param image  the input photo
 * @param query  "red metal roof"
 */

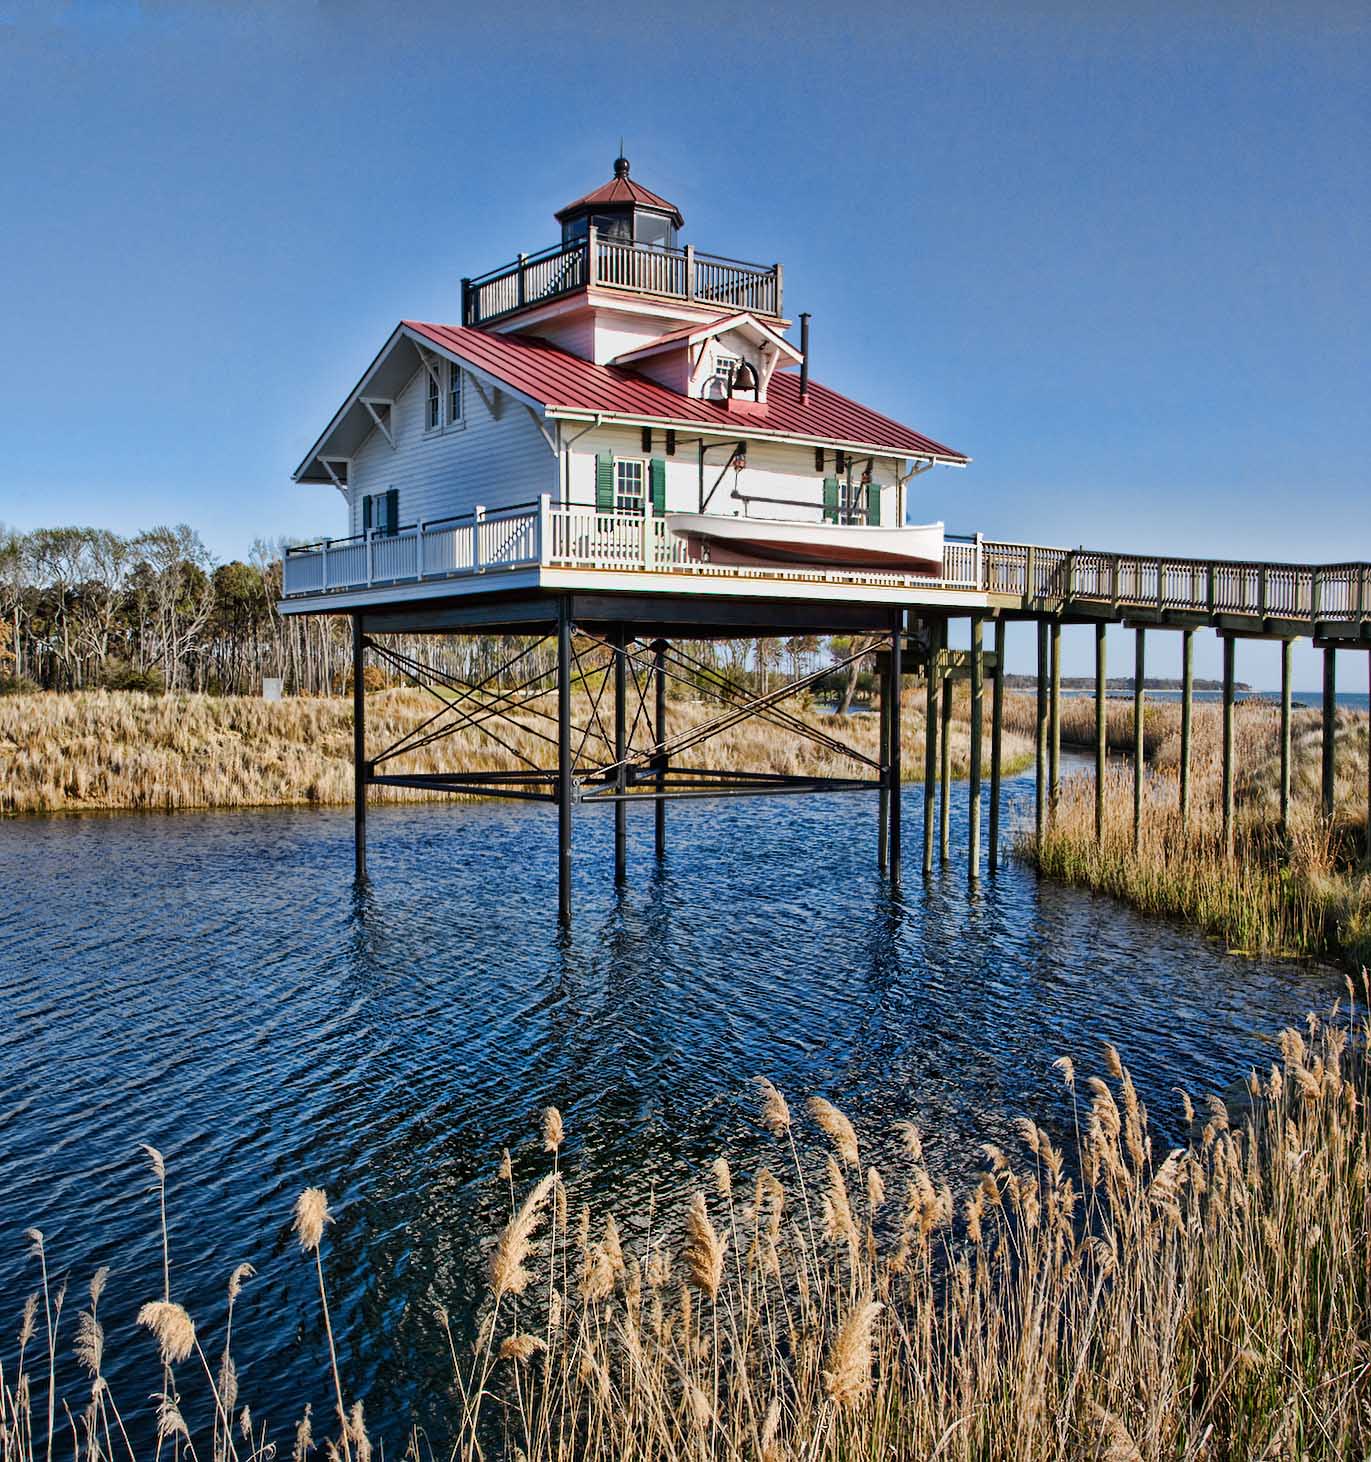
xmin=404 ymin=321 xmax=969 ymax=463
xmin=554 ymin=160 xmax=685 ymax=228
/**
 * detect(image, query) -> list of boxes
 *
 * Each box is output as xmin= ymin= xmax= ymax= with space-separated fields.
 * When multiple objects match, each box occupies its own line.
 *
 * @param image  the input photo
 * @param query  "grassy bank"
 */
xmin=7 ymin=997 xmax=1368 ymax=1459
xmin=0 ymin=687 xmax=1033 ymax=815
xmin=1016 ymin=692 xmax=1371 ymax=969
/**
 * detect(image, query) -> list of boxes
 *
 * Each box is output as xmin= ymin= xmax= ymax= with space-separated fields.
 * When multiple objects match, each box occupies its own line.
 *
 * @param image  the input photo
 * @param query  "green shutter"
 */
xmin=822 ymin=477 xmax=839 ymax=524
xmin=362 ymin=495 xmax=373 ymax=534
xmin=649 ymin=458 xmax=666 ymax=516
xmin=866 ymin=482 xmax=881 ymax=526
xmin=595 ymin=453 xmax=615 ymax=510
xmin=385 ymin=488 xmax=399 ymax=536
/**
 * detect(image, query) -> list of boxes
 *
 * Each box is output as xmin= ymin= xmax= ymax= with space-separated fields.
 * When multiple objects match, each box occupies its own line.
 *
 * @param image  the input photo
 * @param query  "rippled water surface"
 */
xmin=0 ymin=770 xmax=1338 ymax=1446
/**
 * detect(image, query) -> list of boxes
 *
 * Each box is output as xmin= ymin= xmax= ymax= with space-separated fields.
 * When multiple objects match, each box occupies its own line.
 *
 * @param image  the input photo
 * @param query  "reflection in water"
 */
xmin=0 ymin=770 xmax=1337 ymax=1445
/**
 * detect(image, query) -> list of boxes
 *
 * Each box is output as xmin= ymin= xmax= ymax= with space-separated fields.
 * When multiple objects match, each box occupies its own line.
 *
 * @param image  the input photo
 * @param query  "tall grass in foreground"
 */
xmin=5 ymin=996 xmax=1370 ymax=1460
xmin=0 ymin=688 xmax=1032 ymax=815
xmin=1020 ymin=696 xmax=1371 ymax=969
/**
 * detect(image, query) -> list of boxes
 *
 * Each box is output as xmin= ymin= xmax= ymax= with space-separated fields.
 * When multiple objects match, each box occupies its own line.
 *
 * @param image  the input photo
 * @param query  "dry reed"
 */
xmin=5 ymin=993 xmax=1369 ymax=1460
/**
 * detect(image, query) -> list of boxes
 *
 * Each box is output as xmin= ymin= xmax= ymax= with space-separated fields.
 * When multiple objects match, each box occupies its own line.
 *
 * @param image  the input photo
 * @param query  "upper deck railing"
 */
xmin=462 ymin=228 xmax=783 ymax=327
xmin=281 ymin=504 xmax=1371 ymax=634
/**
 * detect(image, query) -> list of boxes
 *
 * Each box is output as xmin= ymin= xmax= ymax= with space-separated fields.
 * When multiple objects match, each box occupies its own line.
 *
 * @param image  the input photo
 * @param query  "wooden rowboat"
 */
xmin=666 ymin=513 xmax=945 ymax=574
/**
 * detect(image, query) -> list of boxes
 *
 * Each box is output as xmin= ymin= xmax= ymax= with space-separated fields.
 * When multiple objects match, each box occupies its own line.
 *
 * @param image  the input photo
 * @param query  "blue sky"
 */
xmin=0 ymin=0 xmax=1365 ymax=687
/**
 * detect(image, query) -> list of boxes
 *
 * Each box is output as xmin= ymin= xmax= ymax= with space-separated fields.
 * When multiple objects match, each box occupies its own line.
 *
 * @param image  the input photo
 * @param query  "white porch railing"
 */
xmin=282 ymin=497 xmax=986 ymax=598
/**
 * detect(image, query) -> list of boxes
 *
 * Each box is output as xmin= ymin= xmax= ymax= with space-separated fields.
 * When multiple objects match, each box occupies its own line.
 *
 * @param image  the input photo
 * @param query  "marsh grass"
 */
xmin=0 ymin=687 xmax=1032 ymax=816
xmin=1016 ymin=693 xmax=1371 ymax=968
xmin=4 ymin=995 xmax=1370 ymax=1460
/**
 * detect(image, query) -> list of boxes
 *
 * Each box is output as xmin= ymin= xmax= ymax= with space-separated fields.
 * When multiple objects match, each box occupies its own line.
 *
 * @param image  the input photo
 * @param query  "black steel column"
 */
xmin=989 ymin=617 xmax=1005 ymax=873
xmin=653 ymin=639 xmax=667 ymax=859
xmin=889 ymin=610 xmax=903 ymax=881
xmin=1180 ymin=629 xmax=1194 ymax=829
xmin=352 ymin=613 xmax=367 ymax=884
xmin=968 ymin=615 xmax=984 ymax=882
xmin=614 ymin=627 xmax=628 ymax=885
xmin=1035 ymin=619 xmax=1048 ymax=845
xmin=1321 ymin=645 xmax=1337 ymax=821
xmin=1094 ymin=621 xmax=1107 ymax=843
xmin=878 ymin=633 xmax=891 ymax=874
xmin=1049 ymin=618 xmax=1062 ymax=821
xmin=922 ymin=621 xmax=940 ymax=876
xmin=939 ymin=651 xmax=953 ymax=865
xmin=557 ymin=598 xmax=573 ymax=925
xmin=1222 ymin=635 xmax=1235 ymax=858
xmin=1133 ymin=627 xmax=1145 ymax=852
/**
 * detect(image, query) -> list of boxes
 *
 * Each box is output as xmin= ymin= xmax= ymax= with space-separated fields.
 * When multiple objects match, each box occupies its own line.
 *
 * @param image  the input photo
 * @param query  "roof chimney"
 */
xmin=799 ymin=312 xmax=811 ymax=405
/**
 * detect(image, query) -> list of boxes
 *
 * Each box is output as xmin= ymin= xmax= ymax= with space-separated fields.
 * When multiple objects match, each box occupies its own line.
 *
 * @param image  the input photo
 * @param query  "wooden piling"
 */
xmin=352 ymin=613 xmax=367 ymax=884
xmin=1035 ymin=619 xmax=1048 ymax=844
xmin=923 ymin=621 xmax=940 ymax=876
xmin=1049 ymin=619 xmax=1062 ymax=819
xmin=1133 ymin=627 xmax=1145 ymax=851
xmin=1094 ymin=621 xmax=1107 ymax=842
xmin=654 ymin=639 xmax=667 ymax=858
xmin=614 ymin=626 xmax=627 ymax=886
xmin=1180 ymin=629 xmax=1194 ymax=829
xmin=1221 ymin=635 xmax=1235 ymax=858
xmin=989 ymin=617 xmax=1005 ymax=873
xmin=969 ymin=616 xmax=984 ymax=882
xmin=1321 ymin=645 xmax=1337 ymax=821
xmin=1279 ymin=637 xmax=1292 ymax=836
xmin=889 ymin=611 xmax=903 ymax=881
xmin=558 ymin=598 xmax=573 ymax=926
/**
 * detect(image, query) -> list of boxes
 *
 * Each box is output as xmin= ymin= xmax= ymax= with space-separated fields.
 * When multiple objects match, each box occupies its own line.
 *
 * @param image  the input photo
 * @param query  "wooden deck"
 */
xmin=282 ymin=499 xmax=1371 ymax=642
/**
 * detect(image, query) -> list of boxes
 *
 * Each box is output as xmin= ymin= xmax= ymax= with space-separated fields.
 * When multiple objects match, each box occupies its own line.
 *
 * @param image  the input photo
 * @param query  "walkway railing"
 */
xmin=282 ymin=500 xmax=984 ymax=597
xmin=981 ymin=542 xmax=1371 ymax=625
xmin=462 ymin=230 xmax=782 ymax=326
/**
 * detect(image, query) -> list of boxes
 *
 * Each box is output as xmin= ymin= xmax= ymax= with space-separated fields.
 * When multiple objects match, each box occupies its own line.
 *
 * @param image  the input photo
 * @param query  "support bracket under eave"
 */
xmin=361 ymin=398 xmax=395 ymax=449
xmin=317 ymin=456 xmax=350 ymax=499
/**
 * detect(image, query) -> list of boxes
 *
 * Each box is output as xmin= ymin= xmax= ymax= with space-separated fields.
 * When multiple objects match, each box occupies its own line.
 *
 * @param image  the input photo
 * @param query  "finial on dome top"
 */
xmin=613 ymin=152 xmax=630 ymax=179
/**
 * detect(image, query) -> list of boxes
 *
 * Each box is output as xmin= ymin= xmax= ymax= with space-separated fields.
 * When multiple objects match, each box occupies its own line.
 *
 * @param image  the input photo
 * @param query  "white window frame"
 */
xmin=614 ymin=458 xmax=646 ymax=515
xmin=425 ymin=367 xmax=441 ymax=432
xmin=713 ymin=353 xmax=740 ymax=389
xmin=447 ymin=362 xmax=464 ymax=428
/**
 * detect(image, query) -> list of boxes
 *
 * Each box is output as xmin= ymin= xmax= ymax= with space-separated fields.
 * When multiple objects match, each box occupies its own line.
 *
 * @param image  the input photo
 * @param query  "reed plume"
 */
xmin=807 ymin=1096 xmax=860 ymax=1168
xmin=682 ymin=1192 xmax=726 ymax=1303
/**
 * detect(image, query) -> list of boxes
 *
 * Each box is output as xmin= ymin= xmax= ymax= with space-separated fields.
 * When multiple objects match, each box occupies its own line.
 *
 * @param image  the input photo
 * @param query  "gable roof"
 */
xmin=294 ymin=321 xmax=968 ymax=482
xmin=407 ymin=323 xmax=968 ymax=463
xmin=612 ymin=312 xmax=804 ymax=367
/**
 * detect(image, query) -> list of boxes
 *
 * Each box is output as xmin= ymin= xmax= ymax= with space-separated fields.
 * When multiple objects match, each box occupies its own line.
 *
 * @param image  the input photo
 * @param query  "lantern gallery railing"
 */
xmin=462 ymin=232 xmax=783 ymax=327
xmin=281 ymin=506 xmax=1371 ymax=634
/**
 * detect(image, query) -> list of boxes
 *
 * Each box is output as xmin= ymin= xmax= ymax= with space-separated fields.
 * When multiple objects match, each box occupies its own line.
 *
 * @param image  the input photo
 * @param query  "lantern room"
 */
xmin=555 ymin=155 xmax=684 ymax=251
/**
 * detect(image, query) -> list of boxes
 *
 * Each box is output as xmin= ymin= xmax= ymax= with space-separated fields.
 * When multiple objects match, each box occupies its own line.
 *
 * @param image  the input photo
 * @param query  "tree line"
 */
xmin=0 ymin=523 xmax=863 ymax=701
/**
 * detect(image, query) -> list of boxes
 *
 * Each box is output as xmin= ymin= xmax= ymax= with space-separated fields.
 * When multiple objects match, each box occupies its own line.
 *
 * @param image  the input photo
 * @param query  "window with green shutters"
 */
xmin=595 ymin=453 xmax=615 ymax=511
xmin=649 ymin=458 xmax=666 ymax=516
xmin=363 ymin=490 xmax=399 ymax=536
xmin=822 ymin=477 xmax=839 ymax=524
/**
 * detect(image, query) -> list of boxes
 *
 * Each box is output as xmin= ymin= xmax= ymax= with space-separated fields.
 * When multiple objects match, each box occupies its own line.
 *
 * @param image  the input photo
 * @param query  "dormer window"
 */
xmin=714 ymin=354 xmax=740 ymax=389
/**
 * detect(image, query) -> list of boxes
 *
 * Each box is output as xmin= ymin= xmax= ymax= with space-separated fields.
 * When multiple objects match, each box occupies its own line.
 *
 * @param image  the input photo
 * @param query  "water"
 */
xmin=0 ymin=769 xmax=1341 ymax=1447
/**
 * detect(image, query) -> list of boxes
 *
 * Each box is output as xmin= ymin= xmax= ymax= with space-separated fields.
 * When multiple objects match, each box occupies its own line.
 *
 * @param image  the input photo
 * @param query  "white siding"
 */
xmin=566 ymin=427 xmax=903 ymax=524
xmin=348 ymin=364 xmax=556 ymax=534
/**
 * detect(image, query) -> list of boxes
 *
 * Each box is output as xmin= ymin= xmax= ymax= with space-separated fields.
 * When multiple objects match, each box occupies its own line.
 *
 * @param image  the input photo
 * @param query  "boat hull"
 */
xmin=666 ymin=514 xmax=945 ymax=574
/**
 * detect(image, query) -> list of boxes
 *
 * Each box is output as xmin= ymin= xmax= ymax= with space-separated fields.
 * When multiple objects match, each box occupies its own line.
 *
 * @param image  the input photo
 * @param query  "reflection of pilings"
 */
xmin=558 ymin=598 xmax=573 ymax=926
xmin=1222 ymin=635 xmax=1235 ymax=858
xmin=969 ymin=616 xmax=984 ymax=881
xmin=352 ymin=613 xmax=367 ymax=885
xmin=1035 ymin=619 xmax=1048 ymax=844
xmin=1049 ymin=619 xmax=1062 ymax=820
xmin=889 ymin=610 xmax=903 ymax=882
xmin=614 ymin=626 xmax=627 ymax=886
xmin=654 ymin=639 xmax=667 ymax=858
xmin=923 ymin=621 xmax=940 ymax=876
xmin=1133 ymin=627 xmax=1145 ymax=852
xmin=1180 ymin=629 xmax=1194 ymax=829
xmin=1279 ymin=638 xmax=1293 ymax=836
xmin=989 ymin=617 xmax=1005 ymax=873
xmin=1322 ymin=645 xmax=1337 ymax=821
xmin=1094 ymin=621 xmax=1107 ymax=843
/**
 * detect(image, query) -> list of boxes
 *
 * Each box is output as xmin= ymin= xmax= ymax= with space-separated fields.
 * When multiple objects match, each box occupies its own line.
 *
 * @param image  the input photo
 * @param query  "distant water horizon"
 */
xmin=1059 ymin=688 xmax=1369 ymax=710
